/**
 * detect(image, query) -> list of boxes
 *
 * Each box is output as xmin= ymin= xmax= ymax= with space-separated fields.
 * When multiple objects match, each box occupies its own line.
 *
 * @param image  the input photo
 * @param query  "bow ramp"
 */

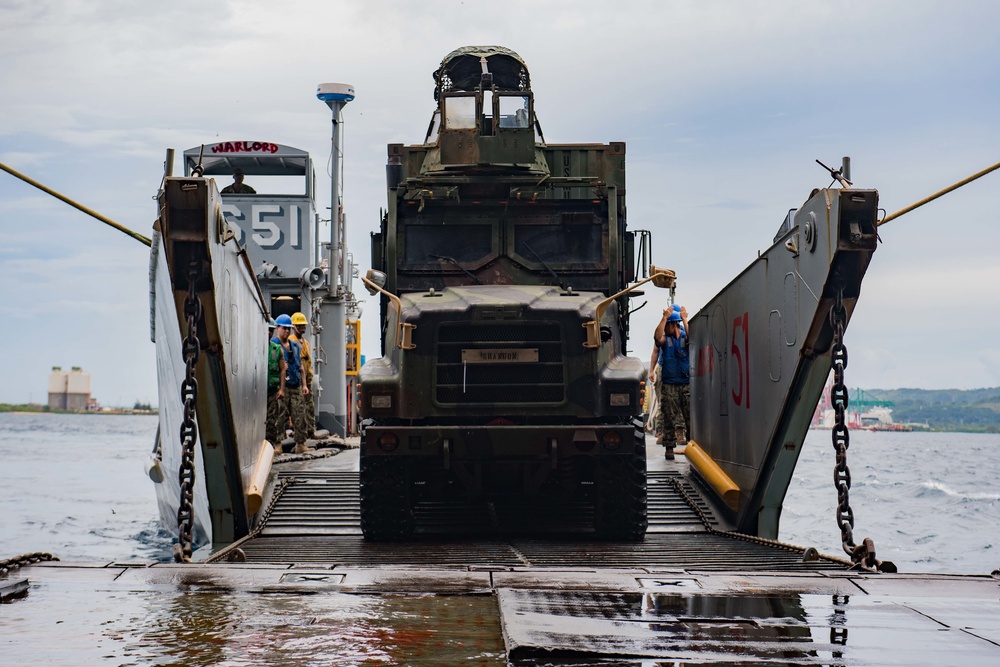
xmin=688 ymin=187 xmax=879 ymax=539
xmin=154 ymin=177 xmax=271 ymax=552
xmin=215 ymin=446 xmax=847 ymax=571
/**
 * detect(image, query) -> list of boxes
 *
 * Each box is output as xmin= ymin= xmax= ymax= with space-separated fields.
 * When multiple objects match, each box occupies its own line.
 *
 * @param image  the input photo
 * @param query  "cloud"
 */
xmin=2 ymin=0 xmax=1000 ymax=404
xmin=978 ymin=350 xmax=1000 ymax=387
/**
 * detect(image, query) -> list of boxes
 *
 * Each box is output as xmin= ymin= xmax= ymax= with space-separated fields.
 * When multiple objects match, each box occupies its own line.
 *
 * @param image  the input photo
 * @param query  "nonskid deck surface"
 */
xmin=236 ymin=467 xmax=847 ymax=570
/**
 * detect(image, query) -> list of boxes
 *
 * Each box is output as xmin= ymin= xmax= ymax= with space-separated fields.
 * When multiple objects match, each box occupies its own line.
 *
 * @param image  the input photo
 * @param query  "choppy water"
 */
xmin=2 ymin=413 xmax=999 ymax=666
xmin=782 ymin=428 xmax=1000 ymax=574
xmin=1 ymin=412 xmax=997 ymax=574
xmin=0 ymin=412 xmax=172 ymax=563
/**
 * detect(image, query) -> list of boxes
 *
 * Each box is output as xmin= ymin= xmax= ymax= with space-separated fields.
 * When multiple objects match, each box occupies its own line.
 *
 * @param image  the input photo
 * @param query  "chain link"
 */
xmin=662 ymin=477 xmax=845 ymax=561
xmin=830 ymin=288 xmax=882 ymax=572
xmin=0 ymin=552 xmax=59 ymax=575
xmin=204 ymin=477 xmax=297 ymax=563
xmin=174 ymin=261 xmax=202 ymax=563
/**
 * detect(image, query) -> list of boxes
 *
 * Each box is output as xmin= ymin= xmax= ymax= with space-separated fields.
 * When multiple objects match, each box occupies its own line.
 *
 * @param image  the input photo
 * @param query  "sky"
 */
xmin=1 ymin=0 xmax=998 ymax=407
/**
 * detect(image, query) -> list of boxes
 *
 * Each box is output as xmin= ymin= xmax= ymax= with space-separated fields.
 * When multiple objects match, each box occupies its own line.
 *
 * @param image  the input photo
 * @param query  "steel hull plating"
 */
xmin=150 ymin=178 xmax=270 ymax=549
xmin=151 ymin=229 xmax=212 ymax=547
xmin=689 ymin=188 xmax=879 ymax=537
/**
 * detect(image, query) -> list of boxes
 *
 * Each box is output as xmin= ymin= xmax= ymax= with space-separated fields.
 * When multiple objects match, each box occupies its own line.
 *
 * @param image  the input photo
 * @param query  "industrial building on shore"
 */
xmin=47 ymin=366 xmax=98 ymax=411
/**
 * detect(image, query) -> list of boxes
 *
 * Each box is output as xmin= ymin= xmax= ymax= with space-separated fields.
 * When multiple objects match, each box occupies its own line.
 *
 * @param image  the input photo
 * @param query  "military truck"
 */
xmin=359 ymin=46 xmax=661 ymax=540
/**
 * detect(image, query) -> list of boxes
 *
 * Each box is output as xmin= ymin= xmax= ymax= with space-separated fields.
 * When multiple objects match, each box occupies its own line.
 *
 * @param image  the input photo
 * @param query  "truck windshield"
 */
xmin=401 ymin=223 xmax=494 ymax=269
xmin=513 ymin=222 xmax=604 ymax=268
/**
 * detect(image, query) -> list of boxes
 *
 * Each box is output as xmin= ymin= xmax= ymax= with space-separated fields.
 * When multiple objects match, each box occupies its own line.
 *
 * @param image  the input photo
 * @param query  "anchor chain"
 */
xmin=173 ymin=261 xmax=203 ymax=563
xmin=830 ymin=288 xmax=888 ymax=572
xmin=0 ymin=552 xmax=59 ymax=574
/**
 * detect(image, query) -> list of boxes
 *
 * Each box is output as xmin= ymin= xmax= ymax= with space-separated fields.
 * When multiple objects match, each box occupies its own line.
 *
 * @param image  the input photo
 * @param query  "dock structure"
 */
xmin=8 ymin=438 xmax=1000 ymax=666
xmin=10 ymin=566 xmax=1000 ymax=665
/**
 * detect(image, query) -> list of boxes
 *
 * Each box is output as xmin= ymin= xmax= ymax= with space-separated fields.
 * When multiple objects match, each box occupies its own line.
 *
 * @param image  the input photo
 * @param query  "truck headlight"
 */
xmin=371 ymin=395 xmax=392 ymax=409
xmin=601 ymin=431 xmax=622 ymax=450
xmin=378 ymin=432 xmax=399 ymax=452
xmin=609 ymin=392 xmax=630 ymax=407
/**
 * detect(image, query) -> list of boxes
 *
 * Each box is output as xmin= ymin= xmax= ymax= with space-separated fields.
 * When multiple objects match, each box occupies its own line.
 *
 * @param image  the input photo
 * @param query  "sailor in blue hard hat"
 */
xmin=271 ymin=313 xmax=314 ymax=454
xmin=655 ymin=303 xmax=691 ymax=459
xmin=266 ymin=316 xmax=286 ymax=453
xmin=651 ymin=303 xmax=683 ymax=448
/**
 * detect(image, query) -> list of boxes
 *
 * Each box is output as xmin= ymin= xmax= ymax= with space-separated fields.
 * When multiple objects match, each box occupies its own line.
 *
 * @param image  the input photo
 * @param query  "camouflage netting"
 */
xmin=433 ymin=45 xmax=530 ymax=98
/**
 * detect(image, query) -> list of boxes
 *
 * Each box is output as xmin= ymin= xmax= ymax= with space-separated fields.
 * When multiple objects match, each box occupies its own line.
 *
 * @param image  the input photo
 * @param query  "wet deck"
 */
xmin=6 ymin=436 xmax=999 ymax=664
xmin=7 ymin=559 xmax=1000 ymax=664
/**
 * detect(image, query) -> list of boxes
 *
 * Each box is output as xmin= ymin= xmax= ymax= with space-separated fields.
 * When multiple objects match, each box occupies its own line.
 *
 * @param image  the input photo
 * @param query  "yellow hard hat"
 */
xmin=291 ymin=312 xmax=308 ymax=326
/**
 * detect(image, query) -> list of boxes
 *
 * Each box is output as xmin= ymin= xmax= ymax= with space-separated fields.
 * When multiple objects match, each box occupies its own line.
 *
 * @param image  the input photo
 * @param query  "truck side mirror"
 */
xmin=364 ymin=269 xmax=387 ymax=296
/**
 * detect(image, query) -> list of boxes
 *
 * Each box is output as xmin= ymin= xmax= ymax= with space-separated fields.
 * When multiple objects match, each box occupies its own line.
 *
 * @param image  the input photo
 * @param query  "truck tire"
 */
xmin=594 ymin=418 xmax=648 ymax=540
xmin=359 ymin=452 xmax=415 ymax=541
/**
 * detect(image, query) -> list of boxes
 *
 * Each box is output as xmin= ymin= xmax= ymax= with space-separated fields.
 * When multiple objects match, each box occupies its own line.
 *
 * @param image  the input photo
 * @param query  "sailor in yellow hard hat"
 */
xmin=289 ymin=312 xmax=316 ymax=440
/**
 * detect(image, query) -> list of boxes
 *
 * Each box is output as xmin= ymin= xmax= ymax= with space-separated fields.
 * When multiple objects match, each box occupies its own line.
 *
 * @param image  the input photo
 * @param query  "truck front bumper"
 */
xmin=362 ymin=423 xmax=637 ymax=460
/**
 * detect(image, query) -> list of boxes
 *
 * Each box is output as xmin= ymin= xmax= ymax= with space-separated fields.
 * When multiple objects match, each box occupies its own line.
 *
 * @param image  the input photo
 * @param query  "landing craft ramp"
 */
xmin=218 ymin=441 xmax=850 ymax=571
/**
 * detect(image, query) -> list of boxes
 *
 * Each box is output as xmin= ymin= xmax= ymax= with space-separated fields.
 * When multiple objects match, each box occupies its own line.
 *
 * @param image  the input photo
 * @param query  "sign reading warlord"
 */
xmin=181 ymin=142 xmax=317 ymax=275
xmin=210 ymin=141 xmax=280 ymax=154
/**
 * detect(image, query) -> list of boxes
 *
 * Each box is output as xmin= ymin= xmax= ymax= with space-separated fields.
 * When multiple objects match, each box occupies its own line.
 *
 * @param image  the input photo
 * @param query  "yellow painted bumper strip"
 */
xmin=684 ymin=440 xmax=740 ymax=511
xmin=247 ymin=440 xmax=275 ymax=516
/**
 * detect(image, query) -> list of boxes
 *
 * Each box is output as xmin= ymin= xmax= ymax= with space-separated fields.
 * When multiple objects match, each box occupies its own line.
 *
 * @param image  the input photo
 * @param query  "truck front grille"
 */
xmin=436 ymin=322 xmax=564 ymax=405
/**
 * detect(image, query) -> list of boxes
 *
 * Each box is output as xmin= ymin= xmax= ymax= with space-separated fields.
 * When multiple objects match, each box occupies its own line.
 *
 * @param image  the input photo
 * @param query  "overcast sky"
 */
xmin=1 ymin=0 xmax=998 ymax=406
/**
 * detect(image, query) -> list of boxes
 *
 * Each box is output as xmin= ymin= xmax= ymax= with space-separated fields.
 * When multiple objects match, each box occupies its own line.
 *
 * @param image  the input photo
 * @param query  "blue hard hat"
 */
xmin=275 ymin=313 xmax=293 ymax=327
xmin=267 ymin=318 xmax=277 ymax=329
xmin=666 ymin=310 xmax=682 ymax=323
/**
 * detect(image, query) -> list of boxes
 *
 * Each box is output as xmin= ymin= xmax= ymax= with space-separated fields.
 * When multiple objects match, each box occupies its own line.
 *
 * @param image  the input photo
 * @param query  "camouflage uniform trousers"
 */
xmin=662 ymin=382 xmax=690 ymax=445
xmin=303 ymin=380 xmax=316 ymax=438
xmin=265 ymin=391 xmax=285 ymax=448
xmin=281 ymin=387 xmax=311 ymax=447
xmin=654 ymin=380 xmax=673 ymax=442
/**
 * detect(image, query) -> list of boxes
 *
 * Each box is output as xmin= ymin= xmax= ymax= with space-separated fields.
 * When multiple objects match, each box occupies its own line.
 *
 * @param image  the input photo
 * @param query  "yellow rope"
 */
xmin=0 ymin=161 xmax=152 ymax=247
xmin=879 ymin=159 xmax=1000 ymax=227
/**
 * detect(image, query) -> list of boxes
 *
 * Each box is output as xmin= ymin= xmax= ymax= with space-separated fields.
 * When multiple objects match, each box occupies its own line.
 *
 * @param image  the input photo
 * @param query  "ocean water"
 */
xmin=0 ymin=412 xmax=997 ymax=575
xmin=0 ymin=412 xmax=172 ymax=563
xmin=781 ymin=427 xmax=1000 ymax=575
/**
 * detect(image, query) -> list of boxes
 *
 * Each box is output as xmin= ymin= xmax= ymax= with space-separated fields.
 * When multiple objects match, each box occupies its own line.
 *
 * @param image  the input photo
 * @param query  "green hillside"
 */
xmin=858 ymin=388 xmax=1000 ymax=433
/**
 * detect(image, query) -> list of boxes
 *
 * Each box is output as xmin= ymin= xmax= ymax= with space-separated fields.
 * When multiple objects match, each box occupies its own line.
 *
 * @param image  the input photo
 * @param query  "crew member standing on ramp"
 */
xmin=265 ymin=319 xmax=287 ymax=454
xmin=289 ymin=312 xmax=316 ymax=440
xmin=655 ymin=305 xmax=690 ymax=459
xmin=272 ymin=314 xmax=314 ymax=454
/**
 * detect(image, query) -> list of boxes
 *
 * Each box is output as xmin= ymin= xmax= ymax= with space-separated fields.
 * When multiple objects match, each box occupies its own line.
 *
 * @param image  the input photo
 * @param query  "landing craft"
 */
xmin=147 ymin=140 xmax=362 ymax=554
xmin=3 ymin=45 xmax=999 ymax=664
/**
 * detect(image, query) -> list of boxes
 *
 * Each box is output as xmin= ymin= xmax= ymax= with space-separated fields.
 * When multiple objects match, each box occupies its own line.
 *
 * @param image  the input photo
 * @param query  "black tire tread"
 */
xmin=359 ymin=452 xmax=415 ymax=541
xmin=594 ymin=418 xmax=648 ymax=540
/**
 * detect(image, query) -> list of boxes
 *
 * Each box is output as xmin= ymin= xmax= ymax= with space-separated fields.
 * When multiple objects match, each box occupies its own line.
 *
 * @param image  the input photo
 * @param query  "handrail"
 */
xmin=360 ymin=275 xmax=415 ymax=350
xmin=582 ymin=271 xmax=675 ymax=348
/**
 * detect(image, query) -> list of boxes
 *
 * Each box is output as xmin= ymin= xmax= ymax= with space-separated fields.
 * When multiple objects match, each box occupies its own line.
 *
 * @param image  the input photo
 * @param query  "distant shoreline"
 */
xmin=0 ymin=404 xmax=157 ymax=416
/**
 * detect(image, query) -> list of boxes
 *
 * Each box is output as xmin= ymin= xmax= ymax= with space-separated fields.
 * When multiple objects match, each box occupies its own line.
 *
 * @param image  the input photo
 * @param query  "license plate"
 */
xmin=461 ymin=348 xmax=539 ymax=363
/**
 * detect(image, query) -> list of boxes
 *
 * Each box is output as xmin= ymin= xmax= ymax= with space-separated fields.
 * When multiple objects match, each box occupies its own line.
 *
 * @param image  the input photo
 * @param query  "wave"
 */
xmin=921 ymin=480 xmax=1000 ymax=501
